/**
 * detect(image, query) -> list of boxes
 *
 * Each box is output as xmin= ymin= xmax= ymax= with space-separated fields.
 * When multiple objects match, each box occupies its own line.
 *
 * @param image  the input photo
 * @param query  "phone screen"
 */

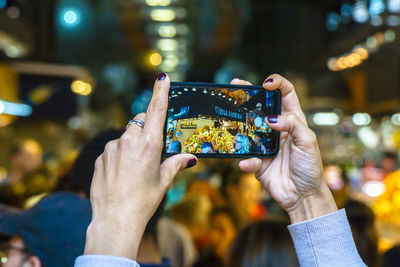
xmin=163 ymin=82 xmax=281 ymax=158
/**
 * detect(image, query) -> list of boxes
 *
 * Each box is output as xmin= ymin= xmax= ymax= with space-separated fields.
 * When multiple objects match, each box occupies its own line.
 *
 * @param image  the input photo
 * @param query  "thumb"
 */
xmin=160 ymin=154 xmax=197 ymax=186
xmin=266 ymin=113 xmax=317 ymax=150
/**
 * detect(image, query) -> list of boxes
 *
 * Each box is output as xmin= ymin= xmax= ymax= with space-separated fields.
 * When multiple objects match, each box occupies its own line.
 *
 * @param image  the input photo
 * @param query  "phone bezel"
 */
xmin=162 ymin=82 xmax=282 ymax=158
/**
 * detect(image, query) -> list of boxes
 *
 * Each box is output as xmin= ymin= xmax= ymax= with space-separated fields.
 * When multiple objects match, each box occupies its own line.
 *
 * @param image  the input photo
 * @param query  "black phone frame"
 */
xmin=162 ymin=82 xmax=282 ymax=158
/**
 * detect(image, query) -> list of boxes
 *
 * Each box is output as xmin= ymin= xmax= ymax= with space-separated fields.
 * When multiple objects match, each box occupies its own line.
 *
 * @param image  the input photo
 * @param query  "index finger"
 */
xmin=262 ymin=74 xmax=307 ymax=123
xmin=143 ymin=73 xmax=170 ymax=141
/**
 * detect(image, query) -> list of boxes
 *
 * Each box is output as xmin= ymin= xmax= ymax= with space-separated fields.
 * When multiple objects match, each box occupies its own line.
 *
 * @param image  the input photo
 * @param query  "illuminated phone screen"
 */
xmin=163 ymin=82 xmax=281 ymax=158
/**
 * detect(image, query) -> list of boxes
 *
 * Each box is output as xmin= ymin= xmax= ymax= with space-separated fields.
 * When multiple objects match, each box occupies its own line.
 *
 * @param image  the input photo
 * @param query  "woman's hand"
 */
xmin=84 ymin=73 xmax=197 ymax=259
xmin=231 ymin=75 xmax=337 ymax=223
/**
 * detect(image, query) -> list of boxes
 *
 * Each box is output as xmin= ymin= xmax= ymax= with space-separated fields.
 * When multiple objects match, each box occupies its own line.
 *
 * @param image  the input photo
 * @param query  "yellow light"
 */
xmin=158 ymin=25 xmax=176 ymax=37
xmin=0 ymin=115 xmax=13 ymax=127
xmin=156 ymin=39 xmax=178 ymax=51
xmin=150 ymin=9 xmax=175 ymax=22
xmin=149 ymin=52 xmax=162 ymax=66
xmin=347 ymin=53 xmax=361 ymax=67
xmin=327 ymin=57 xmax=340 ymax=71
xmin=354 ymin=47 xmax=369 ymax=60
xmin=337 ymin=57 xmax=349 ymax=70
xmin=374 ymin=32 xmax=385 ymax=45
xmin=71 ymin=80 xmax=93 ymax=96
xmin=146 ymin=0 xmax=171 ymax=6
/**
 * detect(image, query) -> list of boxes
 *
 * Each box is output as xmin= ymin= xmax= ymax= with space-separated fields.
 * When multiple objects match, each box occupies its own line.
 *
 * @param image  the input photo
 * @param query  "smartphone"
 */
xmin=162 ymin=82 xmax=281 ymax=158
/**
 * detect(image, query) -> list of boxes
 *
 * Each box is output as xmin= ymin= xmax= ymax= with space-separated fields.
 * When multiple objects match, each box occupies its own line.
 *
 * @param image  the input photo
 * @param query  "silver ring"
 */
xmin=127 ymin=119 xmax=145 ymax=129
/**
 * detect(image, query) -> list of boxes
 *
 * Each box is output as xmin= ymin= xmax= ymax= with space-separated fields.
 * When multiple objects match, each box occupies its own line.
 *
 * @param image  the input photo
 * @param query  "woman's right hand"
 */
xmin=232 ymin=75 xmax=337 ymax=223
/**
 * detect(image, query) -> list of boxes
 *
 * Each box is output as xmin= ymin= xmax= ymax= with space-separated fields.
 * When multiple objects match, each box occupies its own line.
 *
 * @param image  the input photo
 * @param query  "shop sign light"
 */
xmin=352 ymin=113 xmax=371 ymax=126
xmin=0 ymin=100 xmax=32 ymax=117
xmin=312 ymin=112 xmax=339 ymax=126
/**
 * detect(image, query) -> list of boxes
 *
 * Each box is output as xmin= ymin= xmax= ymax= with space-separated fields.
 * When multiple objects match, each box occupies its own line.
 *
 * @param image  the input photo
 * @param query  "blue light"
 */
xmin=0 ymin=100 xmax=32 ymax=117
xmin=0 ymin=0 xmax=6 ymax=9
xmin=61 ymin=9 xmax=80 ymax=26
xmin=341 ymin=3 xmax=352 ymax=17
xmin=388 ymin=0 xmax=400 ymax=13
xmin=326 ymin=12 xmax=340 ymax=31
xmin=369 ymin=0 xmax=385 ymax=17
xmin=353 ymin=0 xmax=369 ymax=23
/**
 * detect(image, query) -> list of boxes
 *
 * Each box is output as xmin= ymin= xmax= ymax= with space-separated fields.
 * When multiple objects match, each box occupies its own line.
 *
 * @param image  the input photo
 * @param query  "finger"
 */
xmin=230 ymin=78 xmax=252 ymax=86
xmin=266 ymin=113 xmax=316 ymax=150
xmin=238 ymin=158 xmax=263 ymax=174
xmin=124 ymin=113 xmax=146 ymax=136
xmin=160 ymin=154 xmax=197 ymax=187
xmin=143 ymin=73 xmax=170 ymax=141
xmin=262 ymin=74 xmax=306 ymax=123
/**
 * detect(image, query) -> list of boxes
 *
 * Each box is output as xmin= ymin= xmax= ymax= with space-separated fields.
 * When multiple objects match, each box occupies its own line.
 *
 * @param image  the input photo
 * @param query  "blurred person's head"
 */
xmin=382 ymin=244 xmax=400 ymax=267
xmin=201 ymin=142 xmax=214 ymax=154
xmin=170 ymin=194 xmax=211 ymax=241
xmin=381 ymin=152 xmax=398 ymax=174
xmin=208 ymin=205 xmax=243 ymax=262
xmin=234 ymin=134 xmax=250 ymax=154
xmin=253 ymin=133 xmax=261 ymax=144
xmin=186 ymin=179 xmax=224 ymax=206
xmin=228 ymin=219 xmax=299 ymax=267
xmin=0 ymin=193 xmax=91 ymax=267
xmin=167 ymin=141 xmax=182 ymax=153
xmin=54 ymin=129 xmax=124 ymax=198
xmin=343 ymin=199 xmax=379 ymax=267
xmin=137 ymin=197 xmax=166 ymax=264
xmin=8 ymin=139 xmax=43 ymax=181
xmin=222 ymin=171 xmax=262 ymax=218
xmin=324 ymin=165 xmax=350 ymax=208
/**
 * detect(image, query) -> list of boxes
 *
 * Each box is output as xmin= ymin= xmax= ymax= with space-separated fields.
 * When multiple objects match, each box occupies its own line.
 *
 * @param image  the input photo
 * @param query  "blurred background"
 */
xmin=1 ymin=0 xmax=400 ymax=266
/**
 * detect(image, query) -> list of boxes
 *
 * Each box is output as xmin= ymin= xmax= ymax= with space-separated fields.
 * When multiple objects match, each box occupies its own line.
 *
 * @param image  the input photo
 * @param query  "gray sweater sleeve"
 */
xmin=288 ymin=209 xmax=366 ymax=267
xmin=75 ymin=255 xmax=141 ymax=267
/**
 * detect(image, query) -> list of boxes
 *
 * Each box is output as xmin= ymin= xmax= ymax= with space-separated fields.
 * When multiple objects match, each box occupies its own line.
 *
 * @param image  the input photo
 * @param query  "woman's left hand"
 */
xmin=84 ymin=73 xmax=197 ymax=260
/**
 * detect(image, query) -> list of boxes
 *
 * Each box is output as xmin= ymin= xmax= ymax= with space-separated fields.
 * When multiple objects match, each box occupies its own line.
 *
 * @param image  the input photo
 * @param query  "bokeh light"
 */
xmin=71 ymin=80 xmax=92 ymax=96
xmin=363 ymin=181 xmax=385 ymax=197
xmin=149 ymin=52 xmax=162 ymax=66
xmin=353 ymin=113 xmax=371 ymax=126
xmin=61 ymin=9 xmax=80 ymax=26
xmin=151 ymin=9 xmax=175 ymax=22
xmin=313 ymin=112 xmax=339 ymax=126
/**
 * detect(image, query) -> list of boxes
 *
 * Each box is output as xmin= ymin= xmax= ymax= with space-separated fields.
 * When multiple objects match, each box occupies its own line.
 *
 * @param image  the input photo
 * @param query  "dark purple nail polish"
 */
xmin=264 ymin=78 xmax=274 ymax=84
xmin=267 ymin=115 xmax=278 ymax=123
xmin=158 ymin=73 xmax=167 ymax=80
xmin=186 ymin=158 xmax=197 ymax=168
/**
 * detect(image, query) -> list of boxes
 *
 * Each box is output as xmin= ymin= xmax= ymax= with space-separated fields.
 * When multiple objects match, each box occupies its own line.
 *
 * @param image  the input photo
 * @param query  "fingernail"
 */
xmin=267 ymin=115 xmax=278 ymax=123
xmin=186 ymin=158 xmax=197 ymax=168
xmin=158 ymin=73 xmax=167 ymax=80
xmin=264 ymin=78 xmax=274 ymax=84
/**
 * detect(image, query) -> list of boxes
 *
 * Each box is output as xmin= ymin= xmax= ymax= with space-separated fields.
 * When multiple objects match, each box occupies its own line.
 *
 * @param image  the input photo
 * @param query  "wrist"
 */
xmin=84 ymin=215 xmax=147 ymax=260
xmin=287 ymin=183 xmax=337 ymax=224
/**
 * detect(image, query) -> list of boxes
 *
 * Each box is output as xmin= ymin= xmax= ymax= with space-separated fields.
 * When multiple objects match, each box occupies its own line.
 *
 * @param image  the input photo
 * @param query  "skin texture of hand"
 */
xmin=84 ymin=74 xmax=197 ymax=260
xmin=231 ymin=75 xmax=337 ymax=224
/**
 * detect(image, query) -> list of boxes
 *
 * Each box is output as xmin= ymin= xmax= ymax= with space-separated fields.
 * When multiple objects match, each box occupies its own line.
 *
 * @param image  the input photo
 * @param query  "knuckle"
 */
xmin=120 ymin=135 xmax=133 ymax=147
xmin=308 ymin=130 xmax=317 ymax=141
xmin=134 ymin=112 xmax=146 ymax=120
xmin=149 ymin=98 xmax=167 ymax=113
xmin=94 ymin=156 xmax=103 ymax=169
xmin=143 ymin=134 xmax=154 ymax=148
xmin=287 ymin=113 xmax=298 ymax=122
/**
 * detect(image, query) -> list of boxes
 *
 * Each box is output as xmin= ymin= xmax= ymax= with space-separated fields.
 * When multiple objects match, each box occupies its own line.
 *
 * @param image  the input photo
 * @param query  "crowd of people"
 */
xmin=167 ymin=132 xmax=268 ymax=155
xmin=0 ymin=74 xmax=399 ymax=267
